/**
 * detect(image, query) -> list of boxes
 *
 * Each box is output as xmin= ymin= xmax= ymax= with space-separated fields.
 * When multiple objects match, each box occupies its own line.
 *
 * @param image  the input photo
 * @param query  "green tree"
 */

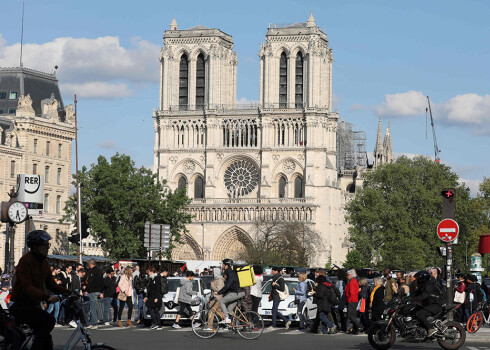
xmin=61 ymin=154 xmax=192 ymax=259
xmin=345 ymin=156 xmax=481 ymax=271
xmin=343 ymin=249 xmax=368 ymax=270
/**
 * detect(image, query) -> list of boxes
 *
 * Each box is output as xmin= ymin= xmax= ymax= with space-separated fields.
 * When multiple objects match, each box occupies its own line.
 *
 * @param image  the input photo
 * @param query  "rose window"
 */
xmin=224 ymin=160 xmax=258 ymax=197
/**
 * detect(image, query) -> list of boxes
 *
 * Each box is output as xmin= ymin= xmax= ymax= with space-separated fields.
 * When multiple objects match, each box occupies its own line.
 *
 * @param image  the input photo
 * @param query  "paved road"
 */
xmin=52 ymin=324 xmax=490 ymax=350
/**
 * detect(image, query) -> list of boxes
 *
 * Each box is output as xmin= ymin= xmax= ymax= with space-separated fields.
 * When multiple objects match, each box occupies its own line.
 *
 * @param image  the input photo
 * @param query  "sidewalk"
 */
xmin=466 ymin=326 xmax=490 ymax=343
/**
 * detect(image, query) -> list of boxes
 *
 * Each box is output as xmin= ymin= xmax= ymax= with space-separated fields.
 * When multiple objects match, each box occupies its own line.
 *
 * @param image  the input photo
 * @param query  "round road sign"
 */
xmin=437 ymin=219 xmax=459 ymax=243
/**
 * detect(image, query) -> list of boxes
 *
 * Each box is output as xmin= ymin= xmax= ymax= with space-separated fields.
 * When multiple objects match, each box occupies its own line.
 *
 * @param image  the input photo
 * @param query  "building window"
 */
xmin=45 ymin=166 xmax=49 ymax=183
xmin=8 ymin=109 xmax=16 ymax=115
xmin=279 ymin=176 xmax=287 ymax=198
xmin=33 ymin=163 xmax=37 ymax=174
xmin=0 ymin=110 xmax=3 ymax=114
xmin=57 ymin=168 xmax=62 ymax=185
xmin=279 ymin=52 xmax=288 ymax=108
xmin=295 ymin=52 xmax=304 ymax=108
xmin=44 ymin=194 xmax=49 ymax=212
xmin=56 ymin=195 xmax=61 ymax=214
xmin=196 ymin=53 xmax=205 ymax=110
xmin=294 ymin=176 xmax=304 ymax=198
xmin=179 ymin=54 xmax=189 ymax=110
xmin=33 ymin=139 xmax=38 ymax=153
xmin=0 ymin=91 xmax=6 ymax=99
xmin=194 ymin=176 xmax=204 ymax=199
xmin=58 ymin=144 xmax=62 ymax=158
xmin=177 ymin=177 xmax=187 ymax=191
xmin=10 ymin=161 xmax=15 ymax=178
xmin=9 ymin=92 xmax=17 ymax=100
xmin=46 ymin=141 xmax=50 ymax=156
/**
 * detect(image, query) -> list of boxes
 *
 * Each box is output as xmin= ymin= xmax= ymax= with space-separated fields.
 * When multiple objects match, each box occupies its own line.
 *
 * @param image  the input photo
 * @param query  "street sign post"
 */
xmin=144 ymin=222 xmax=170 ymax=265
xmin=437 ymin=219 xmax=459 ymax=243
xmin=16 ymin=174 xmax=44 ymax=216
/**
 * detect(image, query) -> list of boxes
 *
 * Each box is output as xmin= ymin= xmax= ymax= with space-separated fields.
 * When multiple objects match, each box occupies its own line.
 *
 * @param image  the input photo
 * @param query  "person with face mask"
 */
xmin=9 ymin=230 xmax=72 ymax=350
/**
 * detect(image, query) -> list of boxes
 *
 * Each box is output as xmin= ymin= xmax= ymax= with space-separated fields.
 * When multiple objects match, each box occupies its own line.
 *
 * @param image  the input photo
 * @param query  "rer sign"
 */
xmin=16 ymin=174 xmax=45 ymax=215
xmin=437 ymin=219 xmax=459 ymax=243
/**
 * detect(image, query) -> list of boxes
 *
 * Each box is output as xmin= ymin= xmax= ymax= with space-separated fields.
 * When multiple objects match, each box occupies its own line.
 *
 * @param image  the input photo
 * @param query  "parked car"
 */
xmin=258 ymin=277 xmax=317 ymax=324
xmin=143 ymin=277 xmax=211 ymax=326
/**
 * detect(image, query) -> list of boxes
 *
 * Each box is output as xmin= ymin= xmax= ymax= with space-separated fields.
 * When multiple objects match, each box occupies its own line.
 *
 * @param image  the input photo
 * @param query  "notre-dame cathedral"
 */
xmin=152 ymin=14 xmax=393 ymax=266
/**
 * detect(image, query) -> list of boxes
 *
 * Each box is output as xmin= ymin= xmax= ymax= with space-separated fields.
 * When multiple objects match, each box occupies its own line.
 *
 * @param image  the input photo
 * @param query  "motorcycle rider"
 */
xmin=9 ymin=230 xmax=72 ymax=350
xmin=410 ymin=270 xmax=443 ymax=338
xmin=215 ymin=259 xmax=244 ymax=324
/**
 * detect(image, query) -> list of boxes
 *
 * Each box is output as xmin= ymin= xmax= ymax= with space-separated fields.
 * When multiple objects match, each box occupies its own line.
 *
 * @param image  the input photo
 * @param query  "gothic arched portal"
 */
xmin=212 ymin=226 xmax=253 ymax=261
xmin=171 ymin=234 xmax=203 ymax=260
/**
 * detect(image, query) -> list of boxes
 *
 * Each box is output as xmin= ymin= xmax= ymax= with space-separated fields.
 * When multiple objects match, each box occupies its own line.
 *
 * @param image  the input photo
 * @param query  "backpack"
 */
xmin=329 ymin=285 xmax=341 ymax=306
xmin=161 ymin=277 xmax=169 ymax=296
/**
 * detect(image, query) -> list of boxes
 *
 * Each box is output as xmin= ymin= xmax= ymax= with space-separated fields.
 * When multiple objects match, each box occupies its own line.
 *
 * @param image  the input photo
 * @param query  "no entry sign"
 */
xmin=437 ymin=219 xmax=459 ymax=243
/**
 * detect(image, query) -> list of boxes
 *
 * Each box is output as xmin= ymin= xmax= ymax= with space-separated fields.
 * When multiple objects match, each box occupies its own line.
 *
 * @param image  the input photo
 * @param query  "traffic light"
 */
xmin=67 ymin=213 xmax=89 ymax=244
xmin=441 ymin=188 xmax=456 ymax=219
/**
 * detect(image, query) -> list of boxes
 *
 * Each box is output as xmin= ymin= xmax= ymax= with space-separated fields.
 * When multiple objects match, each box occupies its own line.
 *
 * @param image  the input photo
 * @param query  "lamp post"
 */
xmin=74 ymin=95 xmax=82 ymax=264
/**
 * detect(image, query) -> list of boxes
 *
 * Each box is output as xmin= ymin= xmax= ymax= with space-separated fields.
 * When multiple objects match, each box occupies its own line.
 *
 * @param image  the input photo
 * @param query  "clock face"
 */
xmin=8 ymin=202 xmax=28 ymax=223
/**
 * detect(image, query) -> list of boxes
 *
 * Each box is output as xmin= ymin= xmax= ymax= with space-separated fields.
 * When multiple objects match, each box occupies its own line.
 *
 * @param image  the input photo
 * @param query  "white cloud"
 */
xmin=97 ymin=140 xmax=117 ymax=150
xmin=458 ymin=178 xmax=481 ymax=198
xmin=62 ymin=82 xmax=132 ymax=99
xmin=236 ymin=97 xmax=258 ymax=105
xmin=0 ymin=34 xmax=160 ymax=99
xmin=374 ymin=90 xmax=490 ymax=133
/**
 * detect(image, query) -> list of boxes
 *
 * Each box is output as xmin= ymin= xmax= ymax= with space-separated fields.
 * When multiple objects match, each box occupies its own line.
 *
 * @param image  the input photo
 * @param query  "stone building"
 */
xmin=153 ymin=14 xmax=366 ymax=266
xmin=0 ymin=67 xmax=75 ymax=270
xmin=373 ymin=117 xmax=394 ymax=168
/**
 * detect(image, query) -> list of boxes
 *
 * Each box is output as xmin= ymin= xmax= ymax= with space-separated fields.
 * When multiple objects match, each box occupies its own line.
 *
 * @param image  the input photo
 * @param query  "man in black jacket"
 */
xmin=133 ymin=270 xmax=149 ymax=324
xmin=102 ymin=268 xmax=117 ymax=325
xmin=411 ymin=270 xmax=443 ymax=338
xmin=269 ymin=267 xmax=291 ymax=329
xmin=85 ymin=259 xmax=103 ymax=328
xmin=216 ymin=259 xmax=244 ymax=324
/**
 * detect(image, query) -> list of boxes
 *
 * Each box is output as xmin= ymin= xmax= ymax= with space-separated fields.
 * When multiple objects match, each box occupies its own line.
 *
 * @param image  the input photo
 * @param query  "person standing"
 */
xmin=268 ymin=267 xmax=291 ymax=330
xmin=173 ymin=271 xmax=197 ymax=329
xmin=85 ymin=259 xmax=104 ymax=329
xmin=333 ymin=269 xmax=347 ymax=332
xmin=345 ymin=269 xmax=360 ymax=335
xmin=132 ymin=265 xmax=140 ymax=308
xmin=292 ymin=273 xmax=308 ymax=331
xmin=133 ymin=268 xmax=148 ymax=324
xmin=102 ymin=268 xmax=117 ymax=326
xmin=358 ymin=277 xmax=371 ymax=332
xmin=117 ymin=266 xmax=134 ymax=327
xmin=312 ymin=274 xmax=336 ymax=334
xmin=250 ymin=266 xmax=263 ymax=313
xmin=370 ymin=277 xmax=385 ymax=322
xmin=145 ymin=266 xmax=162 ymax=329
xmin=46 ymin=266 xmax=62 ymax=327
xmin=383 ymin=268 xmax=395 ymax=302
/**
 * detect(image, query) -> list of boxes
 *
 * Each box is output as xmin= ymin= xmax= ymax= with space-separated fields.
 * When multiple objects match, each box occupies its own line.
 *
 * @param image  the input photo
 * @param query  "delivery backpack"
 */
xmin=236 ymin=265 xmax=256 ymax=288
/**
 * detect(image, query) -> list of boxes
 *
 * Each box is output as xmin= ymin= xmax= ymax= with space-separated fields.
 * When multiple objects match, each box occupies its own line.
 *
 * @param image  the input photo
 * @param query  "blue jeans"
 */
xmin=136 ymin=294 xmax=144 ymax=321
xmin=297 ymin=300 xmax=306 ymax=329
xmin=319 ymin=311 xmax=335 ymax=333
xmin=102 ymin=297 xmax=113 ymax=323
xmin=271 ymin=300 xmax=289 ymax=327
xmin=47 ymin=301 xmax=60 ymax=323
xmin=88 ymin=293 xmax=99 ymax=325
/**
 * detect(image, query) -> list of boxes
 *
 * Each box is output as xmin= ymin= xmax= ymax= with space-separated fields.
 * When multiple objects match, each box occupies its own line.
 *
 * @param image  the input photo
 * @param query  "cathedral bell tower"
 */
xmin=159 ymin=18 xmax=237 ymax=111
xmin=258 ymin=12 xmax=333 ymax=109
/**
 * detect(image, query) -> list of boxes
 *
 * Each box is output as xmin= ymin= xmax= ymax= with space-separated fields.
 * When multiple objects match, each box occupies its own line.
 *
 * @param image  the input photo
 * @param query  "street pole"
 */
xmin=74 ymin=95 xmax=82 ymax=264
xmin=446 ymin=243 xmax=453 ymax=320
xmin=8 ymin=224 xmax=15 ymax=272
xmin=4 ymin=223 xmax=10 ymax=272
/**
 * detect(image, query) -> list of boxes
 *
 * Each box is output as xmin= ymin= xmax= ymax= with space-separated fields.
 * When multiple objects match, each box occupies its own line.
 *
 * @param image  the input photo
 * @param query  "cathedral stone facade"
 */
xmin=153 ymin=14 xmax=360 ymax=266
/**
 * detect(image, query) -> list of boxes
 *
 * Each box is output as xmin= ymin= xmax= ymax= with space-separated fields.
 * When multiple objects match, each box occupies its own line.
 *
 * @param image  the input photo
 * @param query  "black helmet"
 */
xmin=222 ymin=259 xmax=234 ymax=266
xmin=26 ymin=230 xmax=51 ymax=248
xmin=414 ymin=270 xmax=430 ymax=285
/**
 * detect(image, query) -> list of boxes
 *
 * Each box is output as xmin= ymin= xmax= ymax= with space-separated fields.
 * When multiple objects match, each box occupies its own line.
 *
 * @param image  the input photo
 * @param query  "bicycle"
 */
xmin=466 ymin=300 xmax=489 ymax=333
xmin=191 ymin=296 xmax=264 ymax=340
xmin=0 ymin=295 xmax=115 ymax=350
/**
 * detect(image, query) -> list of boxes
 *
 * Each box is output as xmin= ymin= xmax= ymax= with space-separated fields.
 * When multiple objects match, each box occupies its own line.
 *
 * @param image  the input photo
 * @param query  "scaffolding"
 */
xmin=336 ymin=119 xmax=368 ymax=172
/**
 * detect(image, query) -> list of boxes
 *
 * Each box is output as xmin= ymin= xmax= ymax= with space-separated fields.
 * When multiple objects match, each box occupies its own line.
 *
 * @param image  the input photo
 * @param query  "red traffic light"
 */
xmin=441 ymin=190 xmax=454 ymax=199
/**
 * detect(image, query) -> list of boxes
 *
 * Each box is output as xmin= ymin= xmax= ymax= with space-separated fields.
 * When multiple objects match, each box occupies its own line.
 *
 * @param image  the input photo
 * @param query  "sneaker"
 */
xmin=285 ymin=321 xmax=292 ymax=329
xmin=172 ymin=324 xmax=181 ymax=329
xmin=266 ymin=325 xmax=276 ymax=331
xmin=192 ymin=322 xmax=201 ymax=328
xmin=88 ymin=325 xmax=98 ymax=330
xmin=69 ymin=321 xmax=77 ymax=328
xmin=427 ymin=328 xmax=437 ymax=337
xmin=54 ymin=323 xmax=62 ymax=328
xmin=220 ymin=317 xmax=231 ymax=324
xmin=203 ymin=327 xmax=214 ymax=332
xmin=104 ymin=322 xmax=111 ymax=326
xmin=151 ymin=325 xmax=158 ymax=330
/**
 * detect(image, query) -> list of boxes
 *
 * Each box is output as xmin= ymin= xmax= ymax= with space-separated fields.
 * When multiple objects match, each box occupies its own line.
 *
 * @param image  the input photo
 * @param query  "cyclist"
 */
xmin=216 ymin=259 xmax=245 ymax=324
xmin=9 ymin=230 xmax=72 ymax=350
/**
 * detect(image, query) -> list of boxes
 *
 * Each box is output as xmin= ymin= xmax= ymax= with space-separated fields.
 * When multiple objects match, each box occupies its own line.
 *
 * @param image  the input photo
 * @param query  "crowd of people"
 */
xmin=1 ymin=229 xmax=490 ymax=349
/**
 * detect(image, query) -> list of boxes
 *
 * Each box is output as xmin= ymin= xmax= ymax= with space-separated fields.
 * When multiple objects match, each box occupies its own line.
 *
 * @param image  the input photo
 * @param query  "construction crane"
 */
xmin=426 ymin=96 xmax=441 ymax=163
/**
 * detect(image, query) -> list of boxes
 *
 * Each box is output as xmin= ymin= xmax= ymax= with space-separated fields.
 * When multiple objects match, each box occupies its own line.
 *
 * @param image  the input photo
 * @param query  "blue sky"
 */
xmin=1 ymin=0 xmax=488 ymax=195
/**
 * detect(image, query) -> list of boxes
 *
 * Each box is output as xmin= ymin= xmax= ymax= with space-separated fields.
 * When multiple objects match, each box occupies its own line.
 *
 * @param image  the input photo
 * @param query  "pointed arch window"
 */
xmin=194 ymin=176 xmax=204 ymax=198
xmin=294 ymin=176 xmax=304 ymax=198
xmin=295 ymin=52 xmax=304 ymax=108
xmin=196 ymin=53 xmax=205 ymax=110
xmin=279 ymin=52 xmax=288 ymax=108
xmin=279 ymin=176 xmax=287 ymax=198
xmin=177 ymin=176 xmax=187 ymax=192
xmin=179 ymin=54 xmax=189 ymax=110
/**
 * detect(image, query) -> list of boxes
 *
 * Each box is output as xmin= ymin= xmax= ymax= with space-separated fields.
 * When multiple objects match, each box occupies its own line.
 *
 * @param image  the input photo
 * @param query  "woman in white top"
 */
xmin=250 ymin=266 xmax=263 ymax=313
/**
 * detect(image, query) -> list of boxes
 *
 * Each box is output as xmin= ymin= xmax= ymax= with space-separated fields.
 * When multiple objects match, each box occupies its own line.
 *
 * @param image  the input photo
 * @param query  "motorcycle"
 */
xmin=368 ymin=298 xmax=465 ymax=350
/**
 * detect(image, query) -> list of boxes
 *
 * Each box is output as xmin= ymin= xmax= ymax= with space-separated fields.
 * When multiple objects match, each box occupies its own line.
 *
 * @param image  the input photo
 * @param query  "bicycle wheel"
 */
xmin=191 ymin=310 xmax=219 ymax=339
xmin=91 ymin=344 xmax=117 ymax=350
xmin=467 ymin=311 xmax=483 ymax=333
xmin=235 ymin=311 xmax=264 ymax=340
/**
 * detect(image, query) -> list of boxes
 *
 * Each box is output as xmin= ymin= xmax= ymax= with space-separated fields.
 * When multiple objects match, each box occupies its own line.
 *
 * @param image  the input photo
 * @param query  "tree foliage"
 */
xmin=345 ymin=156 xmax=483 ymax=271
xmin=61 ymin=154 xmax=192 ymax=259
xmin=240 ymin=220 xmax=322 ymax=266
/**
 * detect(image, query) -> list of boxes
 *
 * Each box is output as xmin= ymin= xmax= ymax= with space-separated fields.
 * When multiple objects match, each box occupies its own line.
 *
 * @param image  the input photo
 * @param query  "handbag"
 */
xmin=454 ymin=291 xmax=465 ymax=304
xmin=117 ymin=291 xmax=127 ymax=302
xmin=276 ymin=277 xmax=289 ymax=301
